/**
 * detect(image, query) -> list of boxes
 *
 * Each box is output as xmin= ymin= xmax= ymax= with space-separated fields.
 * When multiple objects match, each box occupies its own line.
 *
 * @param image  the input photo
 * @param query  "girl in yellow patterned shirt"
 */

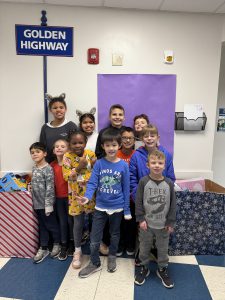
xmin=62 ymin=131 xmax=96 ymax=269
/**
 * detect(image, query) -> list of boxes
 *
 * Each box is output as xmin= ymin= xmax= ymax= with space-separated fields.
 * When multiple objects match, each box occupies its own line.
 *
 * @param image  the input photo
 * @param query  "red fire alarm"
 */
xmin=88 ymin=48 xmax=99 ymax=64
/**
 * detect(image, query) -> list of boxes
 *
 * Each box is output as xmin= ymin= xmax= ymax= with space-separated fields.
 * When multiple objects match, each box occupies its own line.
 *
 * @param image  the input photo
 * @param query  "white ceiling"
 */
xmin=1 ymin=0 xmax=225 ymax=14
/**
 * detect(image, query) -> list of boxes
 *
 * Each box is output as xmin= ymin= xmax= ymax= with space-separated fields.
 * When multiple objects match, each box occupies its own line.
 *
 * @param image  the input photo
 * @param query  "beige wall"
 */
xmin=0 ymin=3 xmax=224 ymax=179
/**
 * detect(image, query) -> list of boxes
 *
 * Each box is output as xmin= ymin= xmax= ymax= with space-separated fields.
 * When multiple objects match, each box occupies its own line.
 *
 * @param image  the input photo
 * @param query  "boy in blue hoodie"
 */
xmin=77 ymin=128 xmax=131 ymax=278
xmin=130 ymin=124 xmax=175 ymax=202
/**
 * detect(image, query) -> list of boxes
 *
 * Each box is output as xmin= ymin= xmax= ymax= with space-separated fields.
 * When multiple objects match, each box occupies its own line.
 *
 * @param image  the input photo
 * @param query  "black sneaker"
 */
xmin=58 ymin=246 xmax=68 ymax=261
xmin=134 ymin=266 xmax=150 ymax=285
xmin=126 ymin=247 xmax=135 ymax=256
xmin=116 ymin=246 xmax=124 ymax=257
xmin=67 ymin=241 xmax=75 ymax=256
xmin=157 ymin=267 xmax=174 ymax=288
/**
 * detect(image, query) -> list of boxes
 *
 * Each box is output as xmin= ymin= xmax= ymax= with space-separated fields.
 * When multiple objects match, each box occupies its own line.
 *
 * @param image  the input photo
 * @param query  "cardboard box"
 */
xmin=0 ymin=192 xmax=39 ymax=258
xmin=205 ymin=179 xmax=225 ymax=193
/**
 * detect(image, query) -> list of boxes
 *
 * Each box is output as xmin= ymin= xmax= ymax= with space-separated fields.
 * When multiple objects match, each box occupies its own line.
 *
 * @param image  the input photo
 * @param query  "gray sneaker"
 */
xmin=50 ymin=244 xmax=61 ymax=258
xmin=78 ymin=261 xmax=102 ymax=278
xmin=107 ymin=255 xmax=117 ymax=273
xmin=33 ymin=248 xmax=49 ymax=264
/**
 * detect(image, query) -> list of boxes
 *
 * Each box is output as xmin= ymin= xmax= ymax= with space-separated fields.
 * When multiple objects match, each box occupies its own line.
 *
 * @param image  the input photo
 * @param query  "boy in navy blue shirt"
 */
xmin=77 ymin=128 xmax=131 ymax=278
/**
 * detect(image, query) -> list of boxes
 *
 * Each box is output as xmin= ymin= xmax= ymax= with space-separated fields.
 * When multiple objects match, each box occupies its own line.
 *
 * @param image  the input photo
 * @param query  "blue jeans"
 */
xmin=90 ymin=209 xmax=123 ymax=266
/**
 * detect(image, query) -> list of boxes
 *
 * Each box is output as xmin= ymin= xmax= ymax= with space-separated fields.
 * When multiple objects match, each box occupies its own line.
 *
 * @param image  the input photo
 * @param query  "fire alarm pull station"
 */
xmin=88 ymin=48 xmax=99 ymax=64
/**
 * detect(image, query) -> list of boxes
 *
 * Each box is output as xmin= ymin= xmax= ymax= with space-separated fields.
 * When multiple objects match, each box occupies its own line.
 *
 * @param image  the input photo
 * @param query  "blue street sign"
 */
xmin=15 ymin=25 xmax=73 ymax=56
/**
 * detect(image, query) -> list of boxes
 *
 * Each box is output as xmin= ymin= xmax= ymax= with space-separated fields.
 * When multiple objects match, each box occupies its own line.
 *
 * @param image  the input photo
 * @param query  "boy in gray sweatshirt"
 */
xmin=135 ymin=149 xmax=176 ymax=288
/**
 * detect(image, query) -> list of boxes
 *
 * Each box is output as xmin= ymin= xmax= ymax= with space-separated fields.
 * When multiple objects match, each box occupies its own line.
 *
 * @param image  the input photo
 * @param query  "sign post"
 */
xmin=41 ymin=10 xmax=48 ymax=123
xmin=15 ymin=11 xmax=74 ymax=122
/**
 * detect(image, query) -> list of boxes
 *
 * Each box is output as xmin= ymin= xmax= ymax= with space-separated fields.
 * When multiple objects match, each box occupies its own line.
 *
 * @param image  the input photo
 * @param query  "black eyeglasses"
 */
xmin=122 ymin=137 xmax=135 ymax=141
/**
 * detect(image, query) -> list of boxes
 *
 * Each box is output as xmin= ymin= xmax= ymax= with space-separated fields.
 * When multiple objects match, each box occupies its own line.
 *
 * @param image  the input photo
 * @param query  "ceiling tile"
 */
xmin=104 ymin=0 xmax=162 ymax=10
xmin=0 ymin=0 xmax=43 ymax=3
xmin=45 ymin=0 xmax=103 ymax=6
xmin=161 ymin=0 xmax=225 ymax=13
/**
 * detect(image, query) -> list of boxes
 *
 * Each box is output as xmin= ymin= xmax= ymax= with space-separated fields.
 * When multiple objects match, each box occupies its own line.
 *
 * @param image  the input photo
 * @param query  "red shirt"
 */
xmin=50 ymin=161 xmax=68 ymax=198
xmin=117 ymin=149 xmax=135 ymax=165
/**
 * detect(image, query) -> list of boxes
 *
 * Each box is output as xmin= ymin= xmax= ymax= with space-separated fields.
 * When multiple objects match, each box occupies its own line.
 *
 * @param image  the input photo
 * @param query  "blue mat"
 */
xmin=0 ymin=257 xmax=72 ymax=300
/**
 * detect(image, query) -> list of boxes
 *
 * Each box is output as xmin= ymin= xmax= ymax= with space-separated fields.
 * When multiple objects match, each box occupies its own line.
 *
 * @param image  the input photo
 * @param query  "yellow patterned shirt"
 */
xmin=62 ymin=149 xmax=96 ymax=216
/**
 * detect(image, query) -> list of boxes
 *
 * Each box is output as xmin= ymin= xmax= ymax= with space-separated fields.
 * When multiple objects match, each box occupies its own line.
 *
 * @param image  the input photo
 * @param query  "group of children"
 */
xmin=29 ymin=93 xmax=176 ymax=289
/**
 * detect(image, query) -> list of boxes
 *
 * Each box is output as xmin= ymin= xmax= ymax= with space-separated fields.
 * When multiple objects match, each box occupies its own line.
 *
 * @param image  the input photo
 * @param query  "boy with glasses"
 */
xmin=117 ymin=127 xmax=136 ymax=256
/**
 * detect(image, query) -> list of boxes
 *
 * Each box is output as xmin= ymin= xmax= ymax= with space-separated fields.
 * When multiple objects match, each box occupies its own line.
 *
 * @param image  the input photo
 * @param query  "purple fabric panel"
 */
xmin=97 ymin=74 xmax=176 ymax=154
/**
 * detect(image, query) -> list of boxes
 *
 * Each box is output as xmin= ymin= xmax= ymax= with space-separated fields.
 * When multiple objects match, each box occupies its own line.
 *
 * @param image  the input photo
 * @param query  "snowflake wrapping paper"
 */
xmin=169 ymin=191 xmax=225 ymax=255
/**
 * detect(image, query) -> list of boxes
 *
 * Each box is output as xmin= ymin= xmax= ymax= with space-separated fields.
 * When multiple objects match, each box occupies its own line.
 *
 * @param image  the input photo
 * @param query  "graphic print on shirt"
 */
xmin=99 ymin=169 xmax=121 ymax=194
xmin=146 ymin=187 xmax=167 ymax=221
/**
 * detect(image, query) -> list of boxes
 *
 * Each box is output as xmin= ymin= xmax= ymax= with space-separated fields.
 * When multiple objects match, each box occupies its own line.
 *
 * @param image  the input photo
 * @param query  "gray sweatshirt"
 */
xmin=31 ymin=164 xmax=55 ymax=214
xmin=135 ymin=176 xmax=176 ymax=229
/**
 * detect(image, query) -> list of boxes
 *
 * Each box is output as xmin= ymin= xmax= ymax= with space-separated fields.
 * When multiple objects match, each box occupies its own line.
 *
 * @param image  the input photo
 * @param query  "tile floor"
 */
xmin=0 ymin=254 xmax=224 ymax=300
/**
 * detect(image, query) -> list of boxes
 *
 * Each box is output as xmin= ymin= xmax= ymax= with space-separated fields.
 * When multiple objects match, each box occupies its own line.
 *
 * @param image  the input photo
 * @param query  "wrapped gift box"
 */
xmin=169 ymin=180 xmax=225 ymax=255
xmin=0 ymin=192 xmax=39 ymax=258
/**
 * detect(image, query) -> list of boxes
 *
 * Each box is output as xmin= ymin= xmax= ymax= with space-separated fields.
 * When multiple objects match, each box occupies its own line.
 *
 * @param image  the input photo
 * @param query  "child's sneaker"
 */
xmin=67 ymin=241 xmax=75 ymax=256
xmin=50 ymin=243 xmax=61 ymax=258
xmin=107 ymin=255 xmax=117 ymax=272
xmin=126 ymin=247 xmax=135 ymax=256
xmin=33 ymin=248 xmax=49 ymax=264
xmin=116 ymin=246 xmax=124 ymax=257
xmin=58 ymin=246 xmax=68 ymax=261
xmin=134 ymin=266 xmax=150 ymax=285
xmin=72 ymin=250 xmax=82 ymax=269
xmin=99 ymin=242 xmax=109 ymax=255
xmin=78 ymin=261 xmax=102 ymax=278
xmin=157 ymin=267 xmax=174 ymax=288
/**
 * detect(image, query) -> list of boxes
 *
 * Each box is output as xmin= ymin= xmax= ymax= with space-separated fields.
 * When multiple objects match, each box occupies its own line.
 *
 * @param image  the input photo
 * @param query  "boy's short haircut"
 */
xmin=29 ymin=142 xmax=46 ymax=152
xmin=101 ymin=128 xmax=122 ymax=145
xmin=48 ymin=94 xmax=67 ymax=109
xmin=148 ymin=149 xmax=165 ymax=161
xmin=141 ymin=124 xmax=159 ymax=137
xmin=133 ymin=114 xmax=150 ymax=124
xmin=120 ymin=126 xmax=135 ymax=136
xmin=109 ymin=104 xmax=125 ymax=115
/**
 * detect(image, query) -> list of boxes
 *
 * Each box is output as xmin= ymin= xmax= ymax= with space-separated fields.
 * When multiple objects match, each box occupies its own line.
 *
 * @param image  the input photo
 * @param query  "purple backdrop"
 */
xmin=97 ymin=74 xmax=176 ymax=154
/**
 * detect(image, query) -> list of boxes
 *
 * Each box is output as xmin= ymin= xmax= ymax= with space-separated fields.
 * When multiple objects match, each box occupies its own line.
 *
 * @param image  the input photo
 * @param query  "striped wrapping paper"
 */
xmin=0 ymin=192 xmax=39 ymax=258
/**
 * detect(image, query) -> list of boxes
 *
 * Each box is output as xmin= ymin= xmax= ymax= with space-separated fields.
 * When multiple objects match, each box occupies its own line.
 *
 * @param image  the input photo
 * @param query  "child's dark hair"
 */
xmin=48 ymin=93 xmax=67 ymax=109
xmin=133 ymin=114 xmax=150 ymax=124
xmin=101 ymin=128 xmax=122 ymax=145
xmin=109 ymin=104 xmax=125 ymax=115
xmin=120 ymin=126 xmax=134 ymax=135
xmin=68 ymin=130 xmax=87 ymax=144
xmin=29 ymin=142 xmax=46 ymax=152
xmin=79 ymin=113 xmax=95 ymax=128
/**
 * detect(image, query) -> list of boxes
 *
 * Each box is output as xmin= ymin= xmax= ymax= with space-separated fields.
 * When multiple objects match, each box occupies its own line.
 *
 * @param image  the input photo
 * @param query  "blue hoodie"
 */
xmin=129 ymin=146 xmax=176 ymax=201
